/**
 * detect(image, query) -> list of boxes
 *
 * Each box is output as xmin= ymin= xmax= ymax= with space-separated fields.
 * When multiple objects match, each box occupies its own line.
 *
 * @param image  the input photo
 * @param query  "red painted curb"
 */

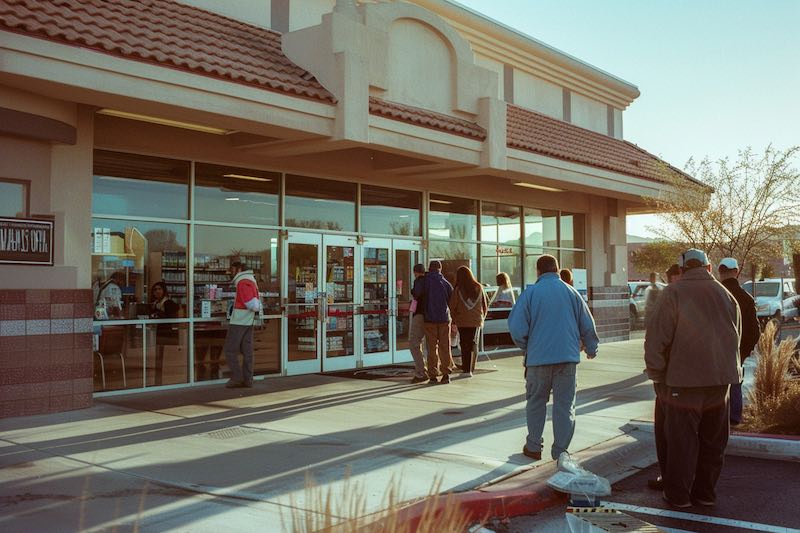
xmin=388 ymin=483 xmax=567 ymax=530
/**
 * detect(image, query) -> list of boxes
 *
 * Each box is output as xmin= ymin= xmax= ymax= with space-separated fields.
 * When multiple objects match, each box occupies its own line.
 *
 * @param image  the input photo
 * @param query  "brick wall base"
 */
xmin=589 ymin=286 xmax=630 ymax=343
xmin=0 ymin=289 xmax=94 ymax=418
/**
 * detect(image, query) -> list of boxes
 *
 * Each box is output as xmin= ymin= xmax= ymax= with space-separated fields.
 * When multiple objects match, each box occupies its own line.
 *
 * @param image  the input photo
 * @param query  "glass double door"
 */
xmin=284 ymin=233 xmax=420 ymax=375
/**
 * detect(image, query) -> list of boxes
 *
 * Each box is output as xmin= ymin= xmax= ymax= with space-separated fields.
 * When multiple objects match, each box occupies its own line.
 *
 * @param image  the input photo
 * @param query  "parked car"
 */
xmin=741 ymin=279 xmax=796 ymax=320
xmin=628 ymin=281 xmax=666 ymax=327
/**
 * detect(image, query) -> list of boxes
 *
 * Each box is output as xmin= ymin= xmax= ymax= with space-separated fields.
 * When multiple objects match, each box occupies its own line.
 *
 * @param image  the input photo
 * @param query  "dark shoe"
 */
xmin=243 ymin=381 xmax=253 ymax=388
xmin=647 ymin=476 xmax=663 ymax=490
xmin=662 ymin=492 xmax=691 ymax=509
xmin=438 ymin=374 xmax=451 ymax=384
xmin=410 ymin=376 xmax=429 ymax=384
xmin=427 ymin=377 xmax=440 ymax=384
xmin=225 ymin=380 xmax=243 ymax=389
xmin=522 ymin=445 xmax=542 ymax=460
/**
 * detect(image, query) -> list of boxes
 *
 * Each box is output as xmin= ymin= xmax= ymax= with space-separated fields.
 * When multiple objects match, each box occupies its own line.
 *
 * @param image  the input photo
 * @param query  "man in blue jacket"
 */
xmin=508 ymin=254 xmax=599 ymax=460
xmin=413 ymin=260 xmax=454 ymax=384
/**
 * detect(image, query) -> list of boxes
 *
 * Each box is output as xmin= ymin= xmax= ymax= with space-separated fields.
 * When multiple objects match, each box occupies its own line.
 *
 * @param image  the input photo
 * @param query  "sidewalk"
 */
xmin=0 ymin=339 xmax=656 ymax=531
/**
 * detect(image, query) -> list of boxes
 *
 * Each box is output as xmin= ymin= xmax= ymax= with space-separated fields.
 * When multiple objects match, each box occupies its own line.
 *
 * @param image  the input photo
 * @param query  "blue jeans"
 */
xmin=525 ymin=362 xmax=577 ymax=460
xmin=729 ymin=381 xmax=743 ymax=425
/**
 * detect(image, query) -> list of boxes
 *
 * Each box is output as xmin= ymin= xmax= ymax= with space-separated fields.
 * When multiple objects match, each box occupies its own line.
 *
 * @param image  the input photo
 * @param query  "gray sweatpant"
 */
xmin=525 ymin=362 xmax=577 ymax=460
xmin=224 ymin=324 xmax=254 ymax=384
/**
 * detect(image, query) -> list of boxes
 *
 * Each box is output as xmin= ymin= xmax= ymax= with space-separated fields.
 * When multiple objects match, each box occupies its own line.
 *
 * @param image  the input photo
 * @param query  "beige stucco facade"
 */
xmin=0 ymin=0 xmax=697 ymax=415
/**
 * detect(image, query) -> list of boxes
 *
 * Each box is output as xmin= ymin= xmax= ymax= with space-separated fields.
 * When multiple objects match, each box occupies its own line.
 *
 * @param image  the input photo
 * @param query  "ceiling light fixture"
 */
xmin=513 ymin=182 xmax=564 ymax=192
xmin=96 ymin=109 xmax=230 ymax=135
xmin=430 ymin=199 xmax=453 ymax=205
xmin=225 ymin=197 xmax=240 ymax=201
xmin=223 ymin=173 xmax=272 ymax=182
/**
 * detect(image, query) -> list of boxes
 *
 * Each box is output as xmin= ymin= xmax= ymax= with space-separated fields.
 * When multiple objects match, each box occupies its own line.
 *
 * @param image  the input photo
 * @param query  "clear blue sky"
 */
xmin=455 ymin=0 xmax=800 ymax=237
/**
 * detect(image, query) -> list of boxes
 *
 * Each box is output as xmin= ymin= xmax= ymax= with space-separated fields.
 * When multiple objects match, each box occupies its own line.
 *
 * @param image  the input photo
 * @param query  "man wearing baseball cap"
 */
xmin=718 ymin=257 xmax=761 ymax=425
xmin=645 ymin=248 xmax=742 ymax=508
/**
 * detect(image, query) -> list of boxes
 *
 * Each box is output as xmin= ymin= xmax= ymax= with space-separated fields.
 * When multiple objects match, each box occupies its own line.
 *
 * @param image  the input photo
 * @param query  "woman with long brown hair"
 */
xmin=448 ymin=266 xmax=488 ymax=377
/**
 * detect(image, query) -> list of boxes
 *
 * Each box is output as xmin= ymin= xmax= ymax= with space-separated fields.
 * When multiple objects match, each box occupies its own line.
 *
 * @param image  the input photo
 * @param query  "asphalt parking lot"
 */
xmin=504 ymin=455 xmax=800 ymax=532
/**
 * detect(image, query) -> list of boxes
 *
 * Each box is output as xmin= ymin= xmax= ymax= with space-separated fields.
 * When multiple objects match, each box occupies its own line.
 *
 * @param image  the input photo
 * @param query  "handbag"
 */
xmin=409 ymin=298 xmax=418 ymax=315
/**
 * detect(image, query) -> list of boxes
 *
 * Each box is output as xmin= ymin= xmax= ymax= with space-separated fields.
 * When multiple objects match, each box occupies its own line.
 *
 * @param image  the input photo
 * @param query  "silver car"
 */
xmin=628 ymin=281 xmax=666 ymax=327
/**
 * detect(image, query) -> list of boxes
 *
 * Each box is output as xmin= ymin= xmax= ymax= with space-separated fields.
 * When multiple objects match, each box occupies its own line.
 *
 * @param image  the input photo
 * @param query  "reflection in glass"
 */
xmin=92 ymin=150 xmax=189 ymax=219
xmin=193 ymin=321 xmax=227 ymax=381
xmin=524 ymin=209 xmax=558 ymax=248
xmin=560 ymin=250 xmax=586 ymax=270
xmin=429 ymin=240 xmax=477 ymax=286
xmin=193 ymin=226 xmax=280 ymax=318
xmin=361 ymin=185 xmax=421 ymax=236
xmin=288 ymin=243 xmax=319 ymax=362
xmin=429 ymin=194 xmax=477 ymax=241
xmin=91 ymin=219 xmax=188 ymax=321
xmin=0 ymin=181 xmax=26 ymax=217
xmin=481 ymin=202 xmax=521 ymax=244
xmin=195 ymin=163 xmax=280 ymax=225
xmin=524 ymin=247 xmax=545 ymax=286
xmin=560 ymin=213 xmax=586 ymax=249
xmin=285 ymin=175 xmax=356 ymax=231
xmin=394 ymin=249 xmax=418 ymax=353
xmin=480 ymin=244 xmax=522 ymax=288
xmin=93 ymin=324 xmax=143 ymax=391
xmin=147 ymin=323 xmax=188 ymax=386
xmin=363 ymin=246 xmax=390 ymax=354
xmin=253 ymin=320 xmax=281 ymax=375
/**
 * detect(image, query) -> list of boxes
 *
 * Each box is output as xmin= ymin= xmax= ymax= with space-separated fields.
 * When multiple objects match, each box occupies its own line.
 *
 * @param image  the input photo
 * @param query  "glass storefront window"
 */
xmin=93 ymin=324 xmax=143 ymax=391
xmin=360 ymin=185 xmax=421 ymax=236
xmin=91 ymin=219 xmax=188 ymax=321
xmin=560 ymin=213 xmax=586 ymax=250
xmin=523 ymin=247 xmax=545 ymax=286
xmin=429 ymin=194 xmax=477 ymax=241
xmin=285 ymin=174 xmax=356 ymax=231
xmin=429 ymin=240 xmax=478 ymax=286
xmin=192 ymin=226 xmax=280 ymax=318
xmin=93 ymin=150 xmax=189 ymax=219
xmin=524 ymin=209 xmax=558 ymax=248
xmin=147 ymin=323 xmax=189 ymax=386
xmin=560 ymin=250 xmax=586 ymax=270
xmin=0 ymin=180 xmax=27 ymax=217
xmin=194 ymin=163 xmax=280 ymax=225
xmin=480 ymin=244 xmax=522 ymax=288
xmin=481 ymin=202 xmax=521 ymax=244
xmin=192 ymin=318 xmax=281 ymax=381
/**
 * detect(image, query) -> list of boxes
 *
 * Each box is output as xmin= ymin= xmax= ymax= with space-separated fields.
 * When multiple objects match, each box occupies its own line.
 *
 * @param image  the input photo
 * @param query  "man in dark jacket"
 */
xmin=409 ymin=263 xmax=428 ymax=383
xmin=718 ymin=257 xmax=760 ymax=425
xmin=645 ymin=248 xmax=741 ymax=508
xmin=413 ymin=260 xmax=454 ymax=384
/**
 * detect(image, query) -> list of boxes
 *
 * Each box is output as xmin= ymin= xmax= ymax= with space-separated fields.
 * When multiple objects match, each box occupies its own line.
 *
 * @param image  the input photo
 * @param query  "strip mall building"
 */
xmin=0 ymin=0 xmax=694 ymax=418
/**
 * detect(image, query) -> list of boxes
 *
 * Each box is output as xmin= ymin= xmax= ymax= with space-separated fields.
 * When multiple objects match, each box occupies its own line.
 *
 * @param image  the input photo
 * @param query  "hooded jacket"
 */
xmin=644 ymin=267 xmax=742 ymax=386
xmin=229 ymin=270 xmax=262 ymax=326
xmin=413 ymin=271 xmax=453 ymax=323
xmin=449 ymin=285 xmax=489 ymax=328
xmin=508 ymin=272 xmax=599 ymax=366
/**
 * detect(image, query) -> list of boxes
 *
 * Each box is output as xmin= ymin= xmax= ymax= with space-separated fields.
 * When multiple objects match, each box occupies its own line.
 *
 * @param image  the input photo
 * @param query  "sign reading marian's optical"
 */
xmin=0 ymin=217 xmax=54 ymax=265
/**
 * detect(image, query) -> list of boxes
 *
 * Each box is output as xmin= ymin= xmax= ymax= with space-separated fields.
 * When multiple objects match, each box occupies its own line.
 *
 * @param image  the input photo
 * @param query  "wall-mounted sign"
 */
xmin=0 ymin=217 xmax=54 ymax=266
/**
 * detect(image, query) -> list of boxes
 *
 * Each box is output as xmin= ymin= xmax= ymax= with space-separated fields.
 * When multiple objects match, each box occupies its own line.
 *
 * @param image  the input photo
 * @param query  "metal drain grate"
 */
xmin=204 ymin=426 xmax=261 ymax=440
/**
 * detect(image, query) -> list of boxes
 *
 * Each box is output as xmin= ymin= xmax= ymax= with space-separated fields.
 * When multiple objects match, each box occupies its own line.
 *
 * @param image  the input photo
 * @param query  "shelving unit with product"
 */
xmin=362 ymin=247 xmax=390 ymax=353
xmin=325 ymin=247 xmax=355 ymax=357
xmin=148 ymin=251 xmax=188 ymax=308
xmin=292 ymin=263 xmax=318 ymax=355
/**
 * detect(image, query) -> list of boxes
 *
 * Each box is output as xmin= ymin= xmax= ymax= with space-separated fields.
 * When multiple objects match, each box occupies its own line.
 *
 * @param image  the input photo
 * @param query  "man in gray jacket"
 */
xmin=645 ymin=248 xmax=742 ymax=508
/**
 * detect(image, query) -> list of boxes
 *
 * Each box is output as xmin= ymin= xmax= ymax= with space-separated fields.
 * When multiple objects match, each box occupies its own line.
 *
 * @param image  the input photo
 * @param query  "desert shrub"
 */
xmin=740 ymin=320 xmax=800 ymax=434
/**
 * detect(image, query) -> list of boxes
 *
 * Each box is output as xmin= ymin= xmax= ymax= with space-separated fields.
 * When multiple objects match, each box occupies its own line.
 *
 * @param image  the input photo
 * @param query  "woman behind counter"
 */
xmin=150 ymin=281 xmax=179 ymax=319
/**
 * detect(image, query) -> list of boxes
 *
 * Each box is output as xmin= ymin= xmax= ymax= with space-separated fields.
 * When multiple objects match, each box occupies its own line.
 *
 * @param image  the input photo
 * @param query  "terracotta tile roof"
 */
xmin=507 ymin=104 xmax=699 ymax=186
xmin=369 ymin=97 xmax=487 ymax=141
xmin=0 ymin=0 xmax=335 ymax=103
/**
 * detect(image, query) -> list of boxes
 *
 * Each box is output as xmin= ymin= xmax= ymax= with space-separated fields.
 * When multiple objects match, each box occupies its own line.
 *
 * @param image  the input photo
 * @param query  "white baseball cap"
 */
xmin=718 ymin=257 xmax=739 ymax=271
xmin=679 ymin=248 xmax=710 ymax=267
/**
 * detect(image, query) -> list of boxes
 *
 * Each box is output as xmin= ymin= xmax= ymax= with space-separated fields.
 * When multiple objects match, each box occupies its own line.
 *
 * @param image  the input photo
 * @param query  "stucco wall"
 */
xmin=474 ymin=54 xmax=504 ymax=100
xmin=571 ymin=91 xmax=607 ymax=134
xmin=513 ymin=69 xmax=563 ymax=120
xmin=290 ymin=0 xmax=335 ymax=30
xmin=613 ymin=107 xmax=623 ymax=140
xmin=383 ymin=19 xmax=454 ymax=115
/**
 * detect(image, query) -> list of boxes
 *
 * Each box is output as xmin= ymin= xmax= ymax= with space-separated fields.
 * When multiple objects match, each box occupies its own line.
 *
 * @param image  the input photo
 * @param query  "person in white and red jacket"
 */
xmin=224 ymin=261 xmax=262 ymax=388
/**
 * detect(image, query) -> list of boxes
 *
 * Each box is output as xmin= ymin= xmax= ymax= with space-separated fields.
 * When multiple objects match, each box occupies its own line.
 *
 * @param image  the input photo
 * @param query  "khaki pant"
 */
xmin=423 ymin=321 xmax=453 ymax=379
xmin=408 ymin=313 xmax=427 ymax=378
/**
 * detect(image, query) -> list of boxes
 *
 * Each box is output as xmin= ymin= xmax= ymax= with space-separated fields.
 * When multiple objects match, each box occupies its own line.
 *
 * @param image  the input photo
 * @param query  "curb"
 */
xmin=389 ymin=485 xmax=567 ymax=531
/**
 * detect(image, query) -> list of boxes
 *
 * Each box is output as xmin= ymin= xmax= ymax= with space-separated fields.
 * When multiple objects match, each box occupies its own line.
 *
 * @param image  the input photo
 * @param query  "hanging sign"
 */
xmin=0 ymin=217 xmax=54 ymax=266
